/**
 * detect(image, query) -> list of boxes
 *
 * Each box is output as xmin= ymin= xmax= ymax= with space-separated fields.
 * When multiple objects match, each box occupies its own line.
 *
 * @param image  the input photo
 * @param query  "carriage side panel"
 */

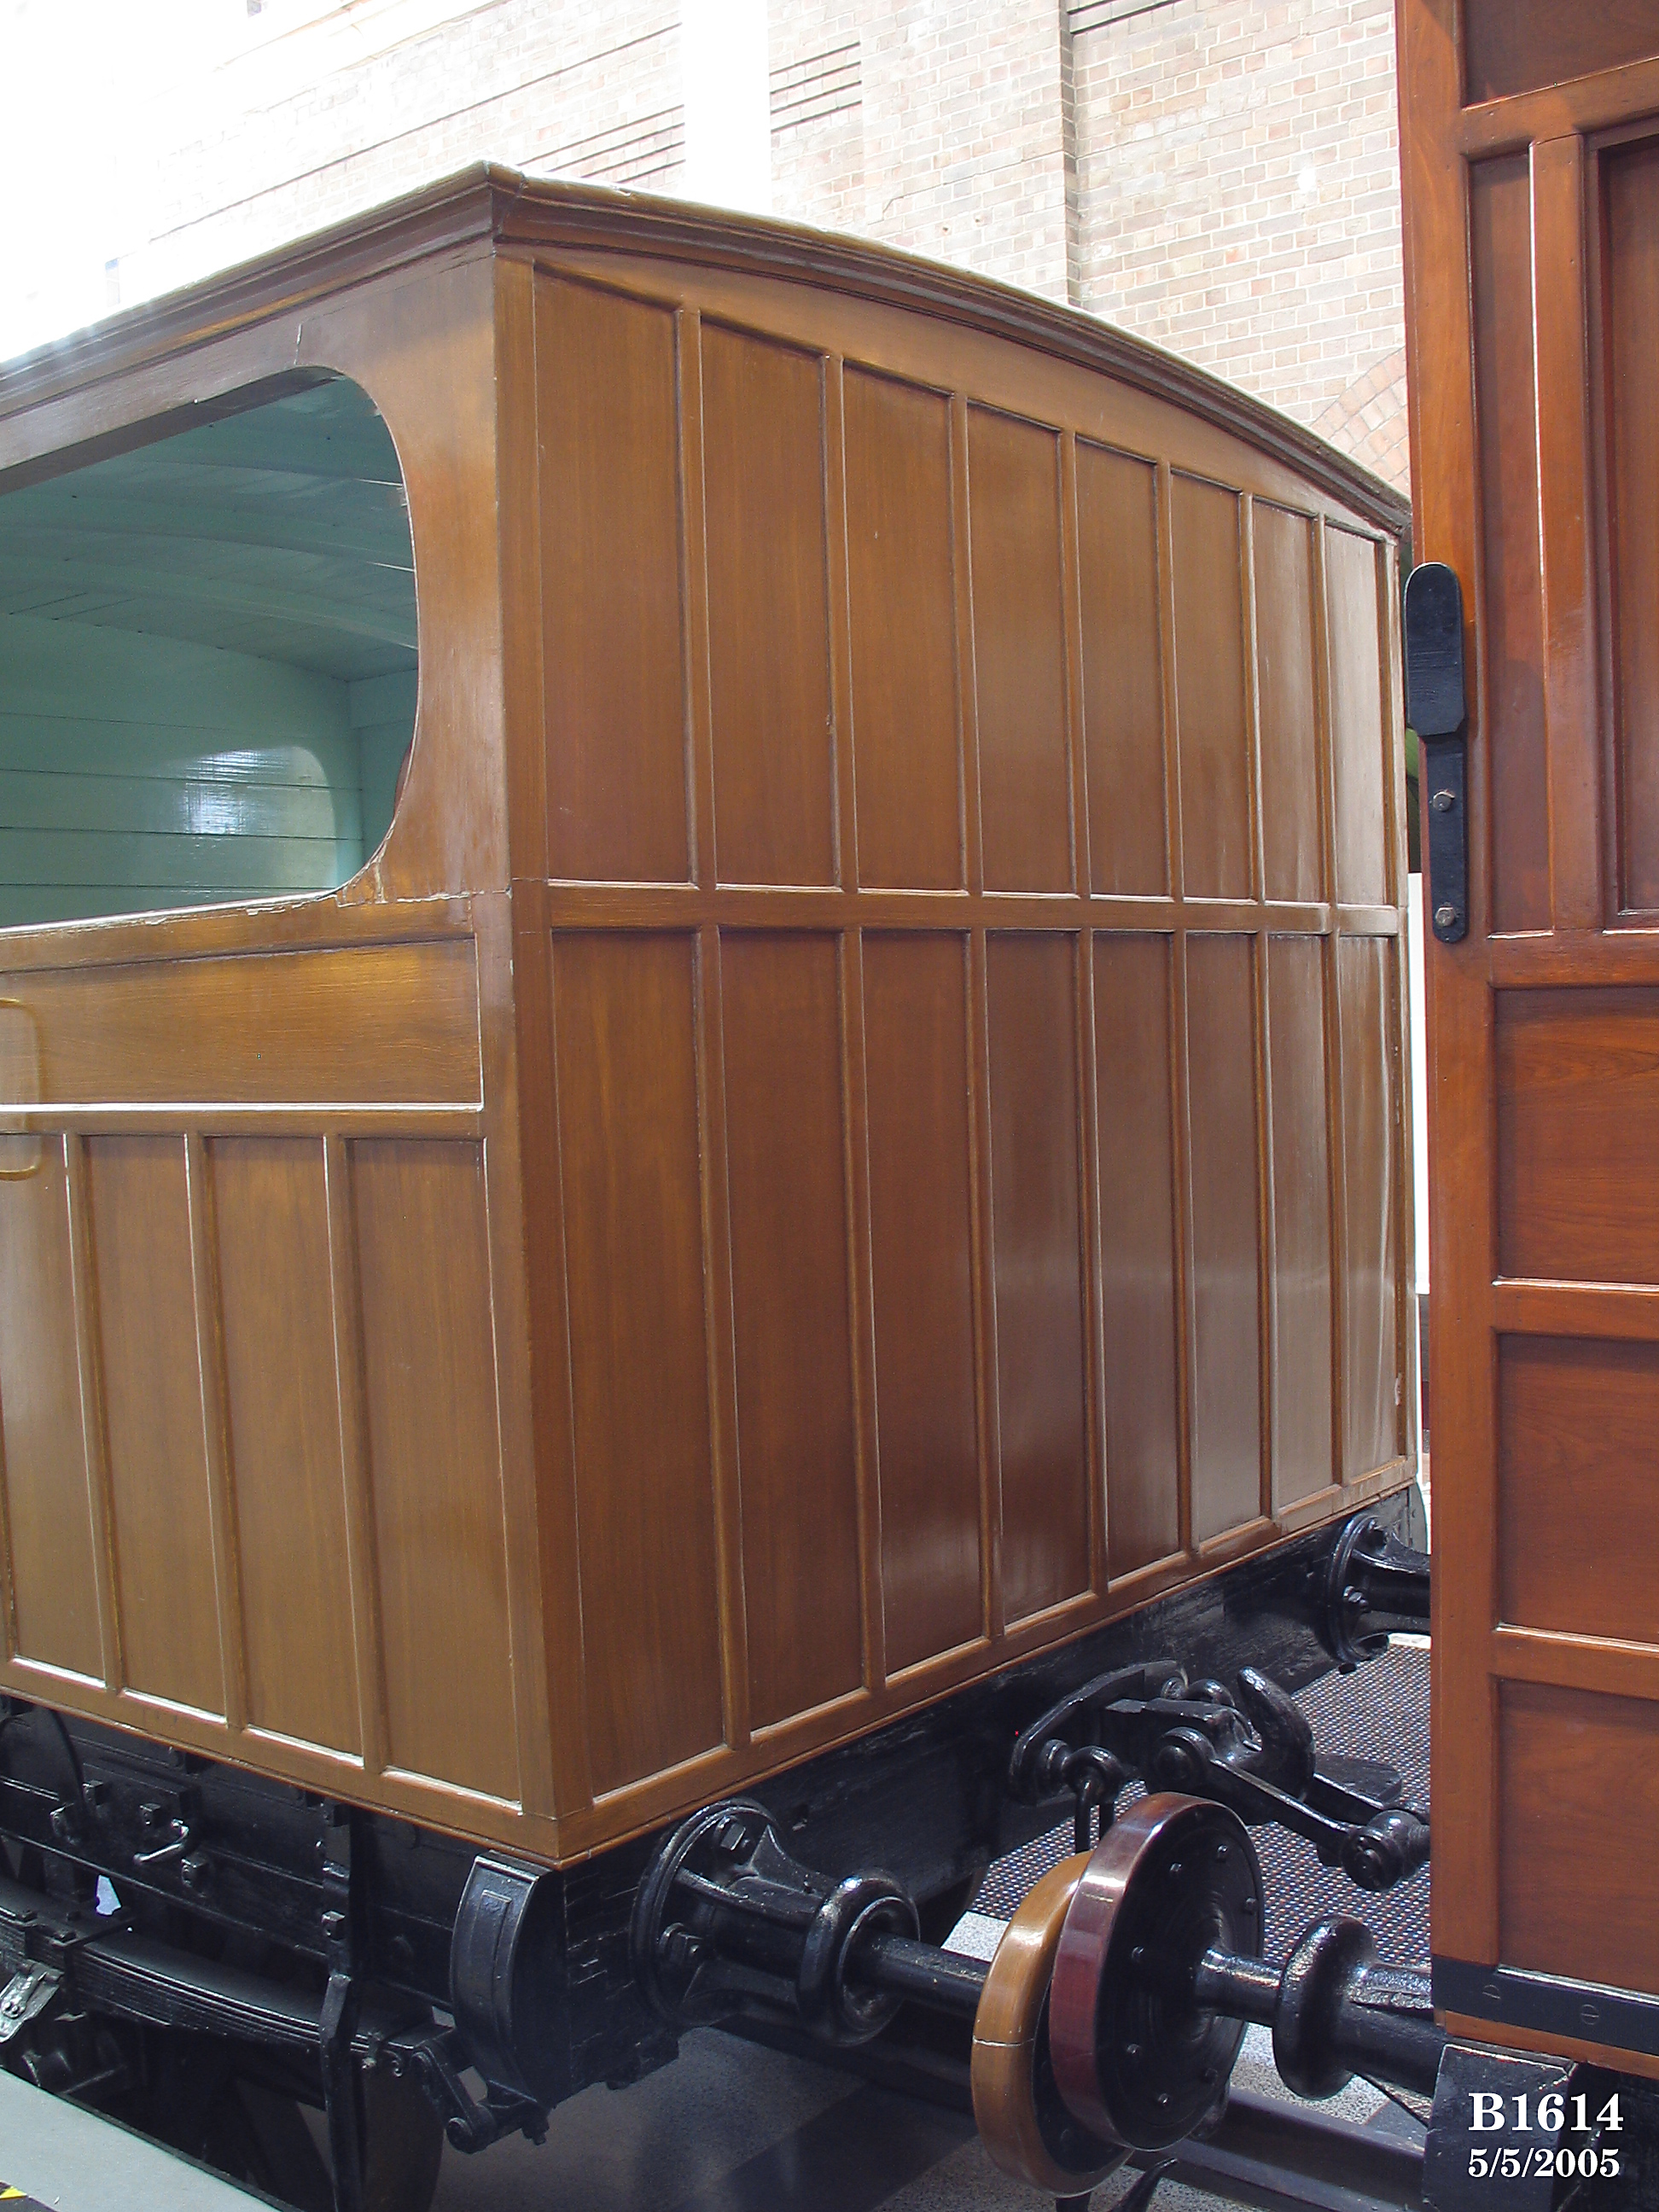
xmin=524 ymin=247 xmax=1413 ymax=1853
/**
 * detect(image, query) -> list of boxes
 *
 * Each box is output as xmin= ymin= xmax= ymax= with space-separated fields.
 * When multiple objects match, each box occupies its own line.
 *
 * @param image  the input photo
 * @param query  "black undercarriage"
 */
xmin=15 ymin=1487 xmax=1628 ymax=2212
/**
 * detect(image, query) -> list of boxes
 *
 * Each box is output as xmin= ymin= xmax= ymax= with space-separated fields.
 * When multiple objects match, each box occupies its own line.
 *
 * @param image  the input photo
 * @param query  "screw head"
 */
xmin=1435 ymin=902 xmax=1458 ymax=930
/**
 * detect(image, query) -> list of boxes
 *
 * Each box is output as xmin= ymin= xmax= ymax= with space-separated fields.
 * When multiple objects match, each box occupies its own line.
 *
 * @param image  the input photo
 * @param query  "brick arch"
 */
xmin=1311 ymin=346 xmax=1412 ymax=496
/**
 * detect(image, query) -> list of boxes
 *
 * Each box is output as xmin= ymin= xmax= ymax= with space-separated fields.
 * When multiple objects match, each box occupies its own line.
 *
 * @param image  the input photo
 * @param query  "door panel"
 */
xmin=1400 ymin=0 xmax=1659 ymax=2075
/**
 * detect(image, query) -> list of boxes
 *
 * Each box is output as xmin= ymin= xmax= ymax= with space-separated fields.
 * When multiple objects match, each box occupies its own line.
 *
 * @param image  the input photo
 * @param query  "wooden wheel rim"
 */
xmin=969 ymin=1851 xmax=1127 ymax=2195
xmin=1049 ymin=1793 xmax=1261 ymax=2152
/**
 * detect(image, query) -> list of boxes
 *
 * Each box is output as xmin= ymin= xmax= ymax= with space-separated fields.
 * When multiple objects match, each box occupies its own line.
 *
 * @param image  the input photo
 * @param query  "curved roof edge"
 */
xmin=0 ymin=162 xmax=1411 ymax=537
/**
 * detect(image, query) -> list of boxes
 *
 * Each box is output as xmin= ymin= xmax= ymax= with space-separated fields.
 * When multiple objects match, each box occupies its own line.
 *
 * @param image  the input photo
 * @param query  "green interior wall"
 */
xmin=0 ymin=375 xmax=416 ymax=930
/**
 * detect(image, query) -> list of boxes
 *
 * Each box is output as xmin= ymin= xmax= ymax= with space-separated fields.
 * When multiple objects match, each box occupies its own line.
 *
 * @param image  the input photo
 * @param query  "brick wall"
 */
xmin=1072 ymin=0 xmax=1406 ymax=486
xmin=14 ymin=0 xmax=1409 ymax=491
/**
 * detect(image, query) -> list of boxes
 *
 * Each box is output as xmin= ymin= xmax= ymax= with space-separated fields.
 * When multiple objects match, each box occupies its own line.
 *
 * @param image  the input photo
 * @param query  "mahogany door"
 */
xmin=1399 ymin=0 xmax=1659 ymax=2076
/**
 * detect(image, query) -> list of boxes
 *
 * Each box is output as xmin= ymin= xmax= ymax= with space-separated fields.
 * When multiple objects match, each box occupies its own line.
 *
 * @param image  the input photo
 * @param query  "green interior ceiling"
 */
xmin=0 ymin=374 xmax=417 ymax=928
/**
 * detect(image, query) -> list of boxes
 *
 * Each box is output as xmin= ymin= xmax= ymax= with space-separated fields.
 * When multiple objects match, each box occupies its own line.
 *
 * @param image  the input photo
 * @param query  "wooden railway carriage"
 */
xmin=0 ymin=169 xmax=1432 ymax=2203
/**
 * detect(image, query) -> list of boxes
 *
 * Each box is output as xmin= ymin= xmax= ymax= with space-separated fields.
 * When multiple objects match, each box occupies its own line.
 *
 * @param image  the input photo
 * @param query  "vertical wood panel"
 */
xmin=1337 ymin=937 xmax=1400 ymax=1481
xmin=721 ymin=934 xmax=864 ymax=1726
xmin=1327 ymin=529 xmax=1389 ymax=906
xmin=1185 ymin=936 xmax=1262 ymax=1544
xmin=701 ymin=326 xmax=836 ymax=887
xmin=1172 ymin=477 xmax=1251 ymax=899
xmin=864 ymin=934 xmax=981 ymax=1672
xmin=0 ymin=1135 xmax=101 ymax=1676
xmin=213 ymin=1138 xmax=359 ymax=1755
xmin=1498 ymin=1336 xmax=1659 ymax=1647
xmin=987 ymin=934 xmax=1091 ymax=1619
xmin=1254 ymin=504 xmax=1324 ymax=904
xmin=967 ymin=409 xmax=1072 ymax=892
xmin=550 ymin=933 xmax=725 ymax=1791
xmin=844 ymin=370 xmax=963 ymax=889
xmin=1076 ymin=443 xmax=1167 ymax=897
xmin=87 ymin=1136 xmax=223 ymax=1713
xmin=1093 ymin=936 xmax=1181 ymax=1575
xmin=1471 ymin=156 xmax=1551 ymax=933
xmin=1267 ymin=937 xmax=1335 ymax=1507
xmin=1532 ymin=136 xmax=1601 ymax=932
xmin=1463 ymin=1 xmax=1659 ymax=104
xmin=538 ymin=276 xmax=690 ymax=884
xmin=1605 ymin=139 xmax=1659 ymax=913
xmin=352 ymin=1139 xmax=517 ymax=1800
xmin=1498 ymin=1682 xmax=1659 ymax=1996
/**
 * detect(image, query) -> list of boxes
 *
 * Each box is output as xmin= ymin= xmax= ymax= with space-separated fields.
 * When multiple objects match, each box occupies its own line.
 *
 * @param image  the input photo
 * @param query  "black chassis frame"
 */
xmin=0 ymin=1486 xmax=1424 ymax=2122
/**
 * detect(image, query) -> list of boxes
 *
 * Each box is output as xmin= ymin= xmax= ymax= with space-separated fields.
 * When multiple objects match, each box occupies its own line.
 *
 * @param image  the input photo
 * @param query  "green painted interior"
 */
xmin=0 ymin=375 xmax=417 ymax=928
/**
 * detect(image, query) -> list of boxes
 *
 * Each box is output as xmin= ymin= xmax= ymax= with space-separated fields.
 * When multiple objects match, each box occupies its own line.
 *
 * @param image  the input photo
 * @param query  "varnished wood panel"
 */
xmin=1604 ymin=141 xmax=1659 ymax=913
xmin=1498 ymin=1683 xmax=1659 ymax=1996
xmin=1171 ymin=477 xmax=1250 ymax=899
xmin=1497 ymin=987 xmax=1659 ymax=1284
xmin=863 ymin=934 xmax=981 ymax=1672
xmin=1076 ymin=444 xmax=1166 ymax=897
xmin=0 ymin=940 xmax=480 ymax=1109
xmin=1498 ymin=1336 xmax=1659 ymax=1649
xmin=701 ymin=326 xmax=835 ymax=888
xmin=721 ymin=934 xmax=863 ymax=1723
xmin=1470 ymin=156 xmax=1550 ymax=933
xmin=212 ymin=1138 xmax=358 ymax=1755
xmin=87 ymin=1136 xmax=223 ymax=1712
xmin=987 ymin=934 xmax=1090 ymax=1619
xmin=1464 ymin=1 xmax=1659 ymax=106
xmin=1185 ymin=934 xmax=1261 ymax=1542
xmin=550 ymin=932 xmax=725 ymax=1790
xmin=1338 ymin=936 xmax=1399 ymax=1481
xmin=844 ymin=370 xmax=962 ymax=890
xmin=968 ymin=409 xmax=1072 ymax=893
xmin=1254 ymin=504 xmax=1323 ymax=905
xmin=1327 ymin=529 xmax=1388 ymax=907
xmin=1268 ymin=937 xmax=1334 ymax=1507
xmin=0 ymin=1134 xmax=100 ymax=1676
xmin=352 ymin=1139 xmax=517 ymax=1800
xmin=538 ymin=276 xmax=690 ymax=884
xmin=1093 ymin=936 xmax=1179 ymax=1575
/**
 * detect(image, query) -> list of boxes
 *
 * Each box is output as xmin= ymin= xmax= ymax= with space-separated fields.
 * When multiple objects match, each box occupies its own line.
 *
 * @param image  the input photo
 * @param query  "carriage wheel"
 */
xmin=969 ymin=1852 xmax=1128 ymax=2196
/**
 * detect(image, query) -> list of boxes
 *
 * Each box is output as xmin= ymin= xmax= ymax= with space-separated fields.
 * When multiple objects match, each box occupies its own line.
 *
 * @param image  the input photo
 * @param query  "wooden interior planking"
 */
xmin=862 ymin=932 xmax=982 ymax=1672
xmin=212 ymin=1136 xmax=360 ymax=1756
xmin=0 ymin=1132 xmax=101 ymax=1676
xmin=550 ymin=930 xmax=725 ymax=1793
